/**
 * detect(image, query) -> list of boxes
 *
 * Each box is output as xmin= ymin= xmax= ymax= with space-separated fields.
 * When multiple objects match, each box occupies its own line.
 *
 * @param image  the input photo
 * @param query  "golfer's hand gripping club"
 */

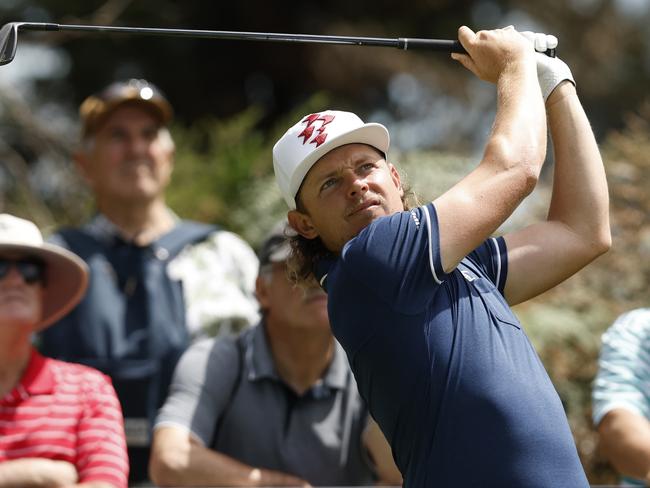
xmin=520 ymin=31 xmax=574 ymax=101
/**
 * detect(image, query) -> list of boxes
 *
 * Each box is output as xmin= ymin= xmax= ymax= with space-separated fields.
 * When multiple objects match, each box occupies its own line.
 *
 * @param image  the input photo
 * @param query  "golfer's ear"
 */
xmin=288 ymin=210 xmax=319 ymax=239
xmin=388 ymin=163 xmax=403 ymax=197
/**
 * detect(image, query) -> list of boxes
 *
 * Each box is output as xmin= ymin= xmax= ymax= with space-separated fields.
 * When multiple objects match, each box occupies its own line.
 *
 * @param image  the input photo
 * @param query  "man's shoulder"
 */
xmin=47 ymin=357 xmax=115 ymax=390
xmin=617 ymin=307 xmax=650 ymax=322
xmin=606 ymin=308 xmax=650 ymax=339
xmin=48 ymin=225 xmax=93 ymax=247
xmin=188 ymin=333 xmax=238 ymax=353
xmin=47 ymin=218 xmax=114 ymax=255
xmin=171 ymin=225 xmax=259 ymax=287
xmin=183 ymin=329 xmax=249 ymax=365
xmin=193 ymin=226 xmax=252 ymax=250
xmin=176 ymin=221 xmax=254 ymax=257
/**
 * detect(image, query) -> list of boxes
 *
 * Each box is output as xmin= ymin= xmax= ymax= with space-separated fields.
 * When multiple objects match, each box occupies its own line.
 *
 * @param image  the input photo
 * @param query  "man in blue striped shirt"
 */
xmin=594 ymin=309 xmax=650 ymax=486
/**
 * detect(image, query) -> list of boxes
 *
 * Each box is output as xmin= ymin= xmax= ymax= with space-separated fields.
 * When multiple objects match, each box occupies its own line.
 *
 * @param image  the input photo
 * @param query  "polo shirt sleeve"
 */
xmin=154 ymin=337 xmax=240 ymax=446
xmin=592 ymin=309 xmax=650 ymax=425
xmin=464 ymin=236 xmax=509 ymax=294
xmin=340 ymin=203 xmax=448 ymax=313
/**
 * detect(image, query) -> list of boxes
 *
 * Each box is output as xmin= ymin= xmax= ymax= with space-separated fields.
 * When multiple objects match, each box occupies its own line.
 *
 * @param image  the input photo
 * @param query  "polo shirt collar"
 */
xmin=245 ymin=322 xmax=349 ymax=391
xmin=14 ymin=349 xmax=53 ymax=397
xmin=314 ymin=256 xmax=336 ymax=292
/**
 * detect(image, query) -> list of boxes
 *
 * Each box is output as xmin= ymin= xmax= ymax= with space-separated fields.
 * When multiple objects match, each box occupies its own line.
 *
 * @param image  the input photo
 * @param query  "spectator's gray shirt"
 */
xmin=155 ymin=323 xmax=376 ymax=486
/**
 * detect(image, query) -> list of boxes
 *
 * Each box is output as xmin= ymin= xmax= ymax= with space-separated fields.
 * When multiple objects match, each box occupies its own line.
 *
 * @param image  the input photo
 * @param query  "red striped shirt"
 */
xmin=0 ymin=349 xmax=128 ymax=488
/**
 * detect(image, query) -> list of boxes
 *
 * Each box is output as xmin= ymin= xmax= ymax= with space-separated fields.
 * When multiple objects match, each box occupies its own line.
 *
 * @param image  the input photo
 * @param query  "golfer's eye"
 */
xmin=320 ymin=178 xmax=337 ymax=192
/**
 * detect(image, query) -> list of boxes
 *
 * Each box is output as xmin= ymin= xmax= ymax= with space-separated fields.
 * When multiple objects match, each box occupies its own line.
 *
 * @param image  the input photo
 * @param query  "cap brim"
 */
xmin=81 ymin=96 xmax=173 ymax=136
xmin=288 ymin=123 xmax=390 ymax=209
xmin=108 ymin=97 xmax=172 ymax=123
xmin=0 ymin=243 xmax=88 ymax=331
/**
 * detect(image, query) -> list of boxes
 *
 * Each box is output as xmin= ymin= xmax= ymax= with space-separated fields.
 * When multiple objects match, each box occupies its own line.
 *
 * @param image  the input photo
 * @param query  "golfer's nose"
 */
xmin=346 ymin=173 xmax=369 ymax=198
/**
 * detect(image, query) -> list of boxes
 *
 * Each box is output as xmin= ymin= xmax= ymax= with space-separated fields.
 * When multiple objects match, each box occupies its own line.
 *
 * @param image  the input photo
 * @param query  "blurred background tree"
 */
xmin=1 ymin=0 xmax=649 ymax=484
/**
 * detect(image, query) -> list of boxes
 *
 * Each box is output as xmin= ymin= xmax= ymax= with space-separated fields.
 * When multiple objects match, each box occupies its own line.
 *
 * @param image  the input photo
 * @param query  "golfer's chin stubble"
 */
xmin=322 ymin=207 xmax=389 ymax=253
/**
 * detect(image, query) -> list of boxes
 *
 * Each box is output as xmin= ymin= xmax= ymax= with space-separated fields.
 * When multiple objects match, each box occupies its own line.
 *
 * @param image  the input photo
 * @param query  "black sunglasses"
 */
xmin=0 ymin=258 xmax=46 ymax=284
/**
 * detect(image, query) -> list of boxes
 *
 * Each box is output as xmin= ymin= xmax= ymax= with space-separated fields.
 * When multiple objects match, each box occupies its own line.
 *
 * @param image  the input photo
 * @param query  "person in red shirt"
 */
xmin=0 ymin=214 xmax=129 ymax=488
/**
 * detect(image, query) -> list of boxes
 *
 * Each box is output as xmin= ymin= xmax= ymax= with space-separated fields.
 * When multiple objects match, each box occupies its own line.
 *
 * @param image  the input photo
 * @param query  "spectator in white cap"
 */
xmin=0 ymin=214 xmax=128 ymax=488
xmin=272 ymin=26 xmax=610 ymax=486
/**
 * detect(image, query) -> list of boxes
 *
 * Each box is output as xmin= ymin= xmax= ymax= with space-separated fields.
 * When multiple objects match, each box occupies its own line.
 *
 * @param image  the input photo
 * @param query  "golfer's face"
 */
xmin=80 ymin=105 xmax=174 ymax=204
xmin=295 ymin=143 xmax=404 ymax=252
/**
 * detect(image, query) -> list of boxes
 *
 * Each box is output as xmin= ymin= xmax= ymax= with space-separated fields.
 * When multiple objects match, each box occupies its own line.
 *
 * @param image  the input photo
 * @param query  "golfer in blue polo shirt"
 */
xmin=272 ymin=26 xmax=610 ymax=487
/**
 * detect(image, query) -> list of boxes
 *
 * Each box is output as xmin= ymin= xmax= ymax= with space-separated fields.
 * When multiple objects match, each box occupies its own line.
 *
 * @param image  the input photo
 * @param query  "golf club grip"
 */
xmin=399 ymin=37 xmax=557 ymax=58
xmin=399 ymin=38 xmax=466 ymax=54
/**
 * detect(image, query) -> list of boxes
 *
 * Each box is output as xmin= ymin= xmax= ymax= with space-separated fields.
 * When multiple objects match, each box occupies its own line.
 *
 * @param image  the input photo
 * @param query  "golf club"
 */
xmin=0 ymin=21 xmax=477 ymax=66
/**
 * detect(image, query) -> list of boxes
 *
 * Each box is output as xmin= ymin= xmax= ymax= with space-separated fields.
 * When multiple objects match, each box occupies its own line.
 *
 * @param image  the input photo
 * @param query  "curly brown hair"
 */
xmin=287 ymin=182 xmax=420 ymax=285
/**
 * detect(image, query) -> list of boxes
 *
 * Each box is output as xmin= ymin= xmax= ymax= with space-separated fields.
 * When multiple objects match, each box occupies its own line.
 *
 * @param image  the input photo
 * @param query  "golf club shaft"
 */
xmin=18 ymin=22 xmax=467 ymax=53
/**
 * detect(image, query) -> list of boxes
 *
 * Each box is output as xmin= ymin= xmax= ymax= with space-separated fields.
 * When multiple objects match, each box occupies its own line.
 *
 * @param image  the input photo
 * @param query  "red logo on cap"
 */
xmin=298 ymin=113 xmax=335 ymax=147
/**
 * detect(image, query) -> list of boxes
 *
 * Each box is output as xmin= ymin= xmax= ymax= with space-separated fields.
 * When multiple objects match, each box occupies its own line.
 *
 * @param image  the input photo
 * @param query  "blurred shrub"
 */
xmin=167 ymin=93 xmax=331 ymax=247
xmin=167 ymin=106 xmax=267 ymax=224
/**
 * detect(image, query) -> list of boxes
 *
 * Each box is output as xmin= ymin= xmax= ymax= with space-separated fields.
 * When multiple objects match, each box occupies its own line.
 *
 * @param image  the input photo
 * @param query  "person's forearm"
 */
xmin=363 ymin=418 xmax=402 ymax=486
xmin=546 ymin=82 xmax=611 ymax=252
xmin=150 ymin=441 xmax=307 ymax=487
xmin=487 ymin=57 xmax=547 ymax=182
xmin=0 ymin=458 xmax=77 ymax=487
xmin=599 ymin=409 xmax=650 ymax=482
xmin=69 ymin=482 xmax=119 ymax=488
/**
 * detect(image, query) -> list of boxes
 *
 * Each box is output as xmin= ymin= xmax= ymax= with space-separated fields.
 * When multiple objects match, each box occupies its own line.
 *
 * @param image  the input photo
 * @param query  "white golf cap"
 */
xmin=273 ymin=110 xmax=390 ymax=209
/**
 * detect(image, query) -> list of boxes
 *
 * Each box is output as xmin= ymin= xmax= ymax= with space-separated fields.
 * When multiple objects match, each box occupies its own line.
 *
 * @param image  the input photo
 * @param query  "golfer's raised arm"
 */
xmin=434 ymin=26 xmax=547 ymax=273
xmin=503 ymin=78 xmax=611 ymax=305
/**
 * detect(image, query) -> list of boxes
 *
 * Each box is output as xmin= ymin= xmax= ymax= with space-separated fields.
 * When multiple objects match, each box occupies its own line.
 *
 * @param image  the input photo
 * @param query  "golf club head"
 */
xmin=0 ymin=23 xmax=19 ymax=66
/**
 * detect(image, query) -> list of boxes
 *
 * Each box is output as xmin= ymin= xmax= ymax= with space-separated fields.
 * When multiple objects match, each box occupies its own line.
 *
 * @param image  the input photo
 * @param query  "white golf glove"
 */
xmin=521 ymin=31 xmax=575 ymax=102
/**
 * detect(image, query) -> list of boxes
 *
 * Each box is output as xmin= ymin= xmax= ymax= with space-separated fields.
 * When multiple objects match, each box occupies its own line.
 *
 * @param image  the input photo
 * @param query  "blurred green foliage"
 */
xmin=167 ymin=107 xmax=267 ymax=224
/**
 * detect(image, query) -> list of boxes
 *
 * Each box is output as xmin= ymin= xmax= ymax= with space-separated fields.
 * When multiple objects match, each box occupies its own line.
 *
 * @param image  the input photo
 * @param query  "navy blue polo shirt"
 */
xmin=314 ymin=203 xmax=589 ymax=488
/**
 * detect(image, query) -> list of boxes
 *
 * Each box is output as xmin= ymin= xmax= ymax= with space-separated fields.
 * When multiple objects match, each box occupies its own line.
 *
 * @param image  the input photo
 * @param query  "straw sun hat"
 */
xmin=0 ymin=214 xmax=88 ymax=330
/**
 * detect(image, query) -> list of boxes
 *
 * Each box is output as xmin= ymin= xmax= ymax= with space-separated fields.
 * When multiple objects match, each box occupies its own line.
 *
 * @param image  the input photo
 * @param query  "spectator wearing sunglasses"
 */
xmin=0 ymin=214 xmax=128 ymax=488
